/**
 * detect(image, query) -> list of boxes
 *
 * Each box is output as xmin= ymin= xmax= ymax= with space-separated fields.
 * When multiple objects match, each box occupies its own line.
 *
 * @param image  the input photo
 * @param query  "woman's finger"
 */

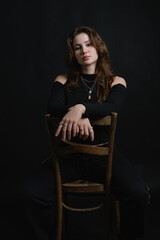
xmin=55 ymin=121 xmax=64 ymax=137
xmin=79 ymin=127 xmax=85 ymax=139
xmin=67 ymin=122 xmax=72 ymax=140
xmin=61 ymin=123 xmax=68 ymax=141
xmin=89 ymin=126 xmax=94 ymax=141
xmin=72 ymin=122 xmax=77 ymax=137
xmin=76 ymin=126 xmax=79 ymax=136
xmin=82 ymin=127 xmax=89 ymax=141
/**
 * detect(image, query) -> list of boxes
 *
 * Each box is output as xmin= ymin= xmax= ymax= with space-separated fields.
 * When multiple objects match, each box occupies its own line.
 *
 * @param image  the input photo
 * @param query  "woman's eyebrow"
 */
xmin=74 ymin=40 xmax=90 ymax=46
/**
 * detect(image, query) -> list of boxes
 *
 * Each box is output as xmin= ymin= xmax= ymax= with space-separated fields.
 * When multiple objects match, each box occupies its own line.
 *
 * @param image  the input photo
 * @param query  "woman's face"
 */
xmin=73 ymin=32 xmax=98 ymax=72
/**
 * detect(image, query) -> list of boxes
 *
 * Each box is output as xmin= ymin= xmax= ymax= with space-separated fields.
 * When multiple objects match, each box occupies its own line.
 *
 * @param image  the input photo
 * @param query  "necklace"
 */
xmin=81 ymin=76 xmax=96 ymax=100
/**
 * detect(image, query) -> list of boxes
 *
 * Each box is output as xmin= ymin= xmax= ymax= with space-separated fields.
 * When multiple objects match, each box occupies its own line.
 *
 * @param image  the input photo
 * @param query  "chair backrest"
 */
xmin=45 ymin=112 xmax=118 ymax=189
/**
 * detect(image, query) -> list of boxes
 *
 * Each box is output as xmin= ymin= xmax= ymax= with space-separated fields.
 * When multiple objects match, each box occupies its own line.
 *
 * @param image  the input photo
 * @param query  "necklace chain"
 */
xmin=81 ymin=77 xmax=96 ymax=100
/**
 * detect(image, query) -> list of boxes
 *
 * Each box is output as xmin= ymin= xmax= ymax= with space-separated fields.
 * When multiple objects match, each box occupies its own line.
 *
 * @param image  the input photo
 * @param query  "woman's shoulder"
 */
xmin=54 ymin=74 xmax=68 ymax=85
xmin=111 ymin=76 xmax=127 ymax=88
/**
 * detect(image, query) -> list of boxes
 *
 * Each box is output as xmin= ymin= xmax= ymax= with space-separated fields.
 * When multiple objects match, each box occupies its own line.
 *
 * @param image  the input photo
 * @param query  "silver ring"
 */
xmin=80 ymin=128 xmax=84 ymax=131
xmin=59 ymin=122 xmax=64 ymax=126
xmin=64 ymin=124 xmax=68 ymax=128
xmin=89 ymin=126 xmax=93 ymax=131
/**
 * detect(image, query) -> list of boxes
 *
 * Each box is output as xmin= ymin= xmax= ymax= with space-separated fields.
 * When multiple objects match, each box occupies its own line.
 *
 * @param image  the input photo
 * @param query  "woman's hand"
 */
xmin=76 ymin=118 xmax=94 ymax=141
xmin=55 ymin=104 xmax=86 ymax=141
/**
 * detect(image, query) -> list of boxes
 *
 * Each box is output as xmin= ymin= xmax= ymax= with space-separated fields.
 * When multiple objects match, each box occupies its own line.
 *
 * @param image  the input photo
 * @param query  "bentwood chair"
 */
xmin=45 ymin=112 xmax=120 ymax=240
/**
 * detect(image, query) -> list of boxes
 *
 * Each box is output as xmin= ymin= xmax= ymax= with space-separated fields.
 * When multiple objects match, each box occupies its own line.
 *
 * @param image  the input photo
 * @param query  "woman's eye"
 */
xmin=86 ymin=43 xmax=92 ymax=47
xmin=74 ymin=46 xmax=81 ymax=51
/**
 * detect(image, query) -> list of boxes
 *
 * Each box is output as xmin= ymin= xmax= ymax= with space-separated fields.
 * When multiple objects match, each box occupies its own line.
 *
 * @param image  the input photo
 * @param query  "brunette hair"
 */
xmin=65 ymin=25 xmax=115 ymax=102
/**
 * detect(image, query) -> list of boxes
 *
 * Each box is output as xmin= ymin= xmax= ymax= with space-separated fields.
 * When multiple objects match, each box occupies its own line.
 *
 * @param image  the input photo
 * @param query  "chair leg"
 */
xmin=62 ymin=193 xmax=69 ymax=240
xmin=56 ymin=200 xmax=63 ymax=240
xmin=106 ymin=195 xmax=112 ymax=240
xmin=54 ymin=160 xmax=63 ymax=240
xmin=56 ymin=182 xmax=63 ymax=240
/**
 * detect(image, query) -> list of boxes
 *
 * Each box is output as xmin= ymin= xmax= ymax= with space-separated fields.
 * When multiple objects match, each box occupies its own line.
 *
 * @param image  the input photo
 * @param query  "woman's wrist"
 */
xmin=67 ymin=104 xmax=86 ymax=118
xmin=77 ymin=104 xmax=86 ymax=115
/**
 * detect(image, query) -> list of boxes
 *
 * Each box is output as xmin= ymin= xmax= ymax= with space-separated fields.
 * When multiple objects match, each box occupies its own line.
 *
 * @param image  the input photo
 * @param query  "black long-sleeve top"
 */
xmin=47 ymin=74 xmax=126 ymax=145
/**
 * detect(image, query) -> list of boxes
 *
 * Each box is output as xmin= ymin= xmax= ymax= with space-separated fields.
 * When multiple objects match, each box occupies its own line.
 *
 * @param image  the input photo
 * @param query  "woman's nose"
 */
xmin=82 ymin=46 xmax=88 ymax=54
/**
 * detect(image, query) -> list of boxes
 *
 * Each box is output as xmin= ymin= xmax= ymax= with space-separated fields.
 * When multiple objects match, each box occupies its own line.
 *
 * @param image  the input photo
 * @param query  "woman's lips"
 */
xmin=83 ymin=56 xmax=90 ymax=61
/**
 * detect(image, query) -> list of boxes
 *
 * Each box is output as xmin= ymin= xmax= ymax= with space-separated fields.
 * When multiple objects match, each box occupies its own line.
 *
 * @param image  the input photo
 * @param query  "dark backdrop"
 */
xmin=1 ymin=0 xmax=160 ymax=239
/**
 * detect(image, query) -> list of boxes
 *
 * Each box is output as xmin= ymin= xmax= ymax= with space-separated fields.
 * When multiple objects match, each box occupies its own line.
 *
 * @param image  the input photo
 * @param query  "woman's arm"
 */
xmin=47 ymin=75 xmax=93 ymax=141
xmin=47 ymin=75 xmax=71 ymax=117
xmin=83 ymin=77 xmax=127 ymax=118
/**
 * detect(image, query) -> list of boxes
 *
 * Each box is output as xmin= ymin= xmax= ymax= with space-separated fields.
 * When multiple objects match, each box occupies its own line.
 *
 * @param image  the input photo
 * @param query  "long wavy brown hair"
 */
xmin=65 ymin=25 xmax=115 ymax=102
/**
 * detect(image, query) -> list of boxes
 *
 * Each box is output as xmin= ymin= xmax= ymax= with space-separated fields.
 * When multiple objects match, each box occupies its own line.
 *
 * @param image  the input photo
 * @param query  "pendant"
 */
xmin=88 ymin=90 xmax=92 ymax=100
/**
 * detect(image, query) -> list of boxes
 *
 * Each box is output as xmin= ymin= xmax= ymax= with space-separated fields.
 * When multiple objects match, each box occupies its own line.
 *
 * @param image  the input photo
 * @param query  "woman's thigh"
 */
xmin=86 ymin=147 xmax=148 ymax=203
xmin=24 ymin=155 xmax=85 ymax=201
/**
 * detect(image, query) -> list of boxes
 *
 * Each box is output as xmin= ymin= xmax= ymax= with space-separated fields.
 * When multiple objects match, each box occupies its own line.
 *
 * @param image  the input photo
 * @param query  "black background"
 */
xmin=1 ymin=0 xmax=160 ymax=239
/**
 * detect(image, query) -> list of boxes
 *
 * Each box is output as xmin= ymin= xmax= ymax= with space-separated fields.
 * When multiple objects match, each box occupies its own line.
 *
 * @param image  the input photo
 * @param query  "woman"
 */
xmin=25 ymin=26 xmax=149 ymax=240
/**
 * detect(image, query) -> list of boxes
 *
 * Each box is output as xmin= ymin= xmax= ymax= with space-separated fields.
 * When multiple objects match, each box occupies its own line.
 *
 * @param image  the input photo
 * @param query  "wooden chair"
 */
xmin=45 ymin=112 xmax=120 ymax=240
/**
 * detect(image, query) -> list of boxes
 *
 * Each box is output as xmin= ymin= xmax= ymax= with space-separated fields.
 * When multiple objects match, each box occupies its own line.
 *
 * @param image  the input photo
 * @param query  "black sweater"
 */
xmin=47 ymin=75 xmax=126 ymax=144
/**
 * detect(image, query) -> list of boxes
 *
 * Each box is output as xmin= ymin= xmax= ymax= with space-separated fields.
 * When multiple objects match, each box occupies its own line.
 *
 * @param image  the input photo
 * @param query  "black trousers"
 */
xmin=24 ymin=146 xmax=149 ymax=240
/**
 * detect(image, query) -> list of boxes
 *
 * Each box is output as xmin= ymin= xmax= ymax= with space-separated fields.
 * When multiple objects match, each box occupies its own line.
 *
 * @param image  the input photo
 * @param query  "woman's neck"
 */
xmin=80 ymin=73 xmax=96 ymax=81
xmin=81 ymin=65 xmax=96 ymax=74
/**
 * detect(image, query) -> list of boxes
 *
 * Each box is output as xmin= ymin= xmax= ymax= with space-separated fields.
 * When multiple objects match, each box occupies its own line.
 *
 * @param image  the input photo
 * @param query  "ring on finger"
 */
xmin=89 ymin=126 xmax=93 ymax=131
xmin=59 ymin=122 xmax=64 ymax=126
xmin=64 ymin=124 xmax=68 ymax=128
xmin=80 ymin=128 xmax=84 ymax=131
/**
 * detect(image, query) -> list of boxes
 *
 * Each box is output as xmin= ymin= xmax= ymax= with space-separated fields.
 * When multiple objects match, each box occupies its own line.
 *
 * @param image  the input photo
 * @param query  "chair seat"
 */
xmin=62 ymin=180 xmax=105 ymax=192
